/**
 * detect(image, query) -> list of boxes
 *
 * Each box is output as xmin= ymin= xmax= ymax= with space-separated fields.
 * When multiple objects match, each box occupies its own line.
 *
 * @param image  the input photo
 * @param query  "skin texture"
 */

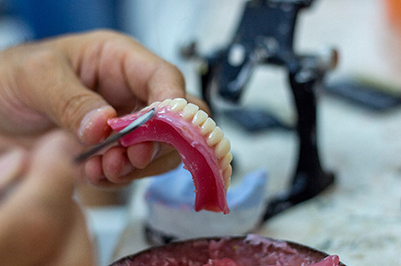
xmin=0 ymin=30 xmax=208 ymax=265
xmin=0 ymin=30 xmax=207 ymax=187
xmin=0 ymin=131 xmax=94 ymax=266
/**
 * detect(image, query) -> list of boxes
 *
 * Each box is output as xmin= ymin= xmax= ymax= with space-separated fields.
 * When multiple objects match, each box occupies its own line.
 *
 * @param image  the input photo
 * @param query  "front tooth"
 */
xmin=192 ymin=110 xmax=208 ymax=126
xmin=181 ymin=103 xmax=199 ymax=120
xmin=223 ymin=165 xmax=232 ymax=188
xmin=220 ymin=152 xmax=232 ymax=171
xmin=148 ymin=101 xmax=161 ymax=109
xmin=160 ymin=99 xmax=172 ymax=107
xmin=200 ymin=118 xmax=216 ymax=135
xmin=170 ymin=98 xmax=187 ymax=112
xmin=207 ymin=126 xmax=224 ymax=146
xmin=215 ymin=137 xmax=231 ymax=159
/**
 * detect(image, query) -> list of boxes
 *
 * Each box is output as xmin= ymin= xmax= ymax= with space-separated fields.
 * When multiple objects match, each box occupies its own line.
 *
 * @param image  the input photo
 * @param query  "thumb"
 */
xmin=18 ymin=52 xmax=116 ymax=144
xmin=25 ymin=131 xmax=95 ymax=265
xmin=27 ymin=130 xmax=83 ymax=200
xmin=0 ymin=131 xmax=95 ymax=266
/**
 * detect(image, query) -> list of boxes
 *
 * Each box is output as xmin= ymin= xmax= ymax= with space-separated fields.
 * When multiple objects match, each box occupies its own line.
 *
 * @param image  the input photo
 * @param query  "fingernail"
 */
xmin=0 ymin=149 xmax=25 ymax=189
xmin=79 ymin=106 xmax=113 ymax=144
xmin=120 ymin=161 xmax=135 ymax=178
xmin=79 ymin=107 xmax=106 ymax=136
xmin=150 ymin=142 xmax=161 ymax=162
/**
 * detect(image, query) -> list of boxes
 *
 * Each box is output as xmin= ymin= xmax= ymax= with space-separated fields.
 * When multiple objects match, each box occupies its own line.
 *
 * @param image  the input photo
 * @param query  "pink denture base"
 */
xmin=108 ymin=105 xmax=230 ymax=214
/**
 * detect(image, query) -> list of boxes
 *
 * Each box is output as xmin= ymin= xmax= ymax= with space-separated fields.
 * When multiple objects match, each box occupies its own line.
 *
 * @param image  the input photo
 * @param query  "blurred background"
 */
xmin=1 ymin=0 xmax=401 ymax=265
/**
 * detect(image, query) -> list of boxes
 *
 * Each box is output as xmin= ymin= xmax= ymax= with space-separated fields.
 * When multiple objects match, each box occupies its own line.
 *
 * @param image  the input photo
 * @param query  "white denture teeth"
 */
xmin=206 ymin=126 xmax=224 ymax=147
xmin=220 ymin=152 xmax=232 ymax=171
xmin=148 ymin=101 xmax=161 ymax=109
xmin=155 ymin=99 xmax=232 ymax=183
xmin=223 ymin=165 xmax=232 ymax=186
xmin=200 ymin=118 xmax=216 ymax=135
xmin=159 ymin=99 xmax=173 ymax=108
xmin=215 ymin=137 xmax=231 ymax=159
xmin=181 ymin=103 xmax=199 ymax=120
xmin=192 ymin=110 xmax=208 ymax=126
xmin=170 ymin=98 xmax=187 ymax=112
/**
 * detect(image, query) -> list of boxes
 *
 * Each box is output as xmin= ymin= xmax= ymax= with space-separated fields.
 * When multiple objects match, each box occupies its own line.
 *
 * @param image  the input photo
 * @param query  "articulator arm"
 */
xmin=182 ymin=0 xmax=338 ymax=222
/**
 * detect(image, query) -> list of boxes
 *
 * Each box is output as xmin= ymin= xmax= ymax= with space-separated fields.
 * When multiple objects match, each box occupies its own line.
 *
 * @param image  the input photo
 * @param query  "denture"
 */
xmin=108 ymin=98 xmax=232 ymax=214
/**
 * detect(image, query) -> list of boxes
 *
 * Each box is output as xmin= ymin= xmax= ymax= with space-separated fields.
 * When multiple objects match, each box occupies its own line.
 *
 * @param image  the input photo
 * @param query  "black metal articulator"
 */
xmin=182 ymin=0 xmax=338 ymax=224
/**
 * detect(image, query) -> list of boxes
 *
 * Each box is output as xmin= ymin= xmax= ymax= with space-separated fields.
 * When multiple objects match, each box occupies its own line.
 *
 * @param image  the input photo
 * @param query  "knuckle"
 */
xmin=160 ymin=60 xmax=183 ymax=77
xmin=14 ymin=49 xmax=64 ymax=93
xmin=167 ymin=62 xmax=185 ymax=85
xmin=88 ymin=29 xmax=122 ymax=41
xmin=155 ymin=60 xmax=185 ymax=84
xmin=21 ymin=49 xmax=62 ymax=73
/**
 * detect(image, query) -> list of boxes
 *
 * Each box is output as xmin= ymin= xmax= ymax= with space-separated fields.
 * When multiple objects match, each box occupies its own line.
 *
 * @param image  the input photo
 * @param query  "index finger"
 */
xmin=58 ymin=30 xmax=186 ymax=108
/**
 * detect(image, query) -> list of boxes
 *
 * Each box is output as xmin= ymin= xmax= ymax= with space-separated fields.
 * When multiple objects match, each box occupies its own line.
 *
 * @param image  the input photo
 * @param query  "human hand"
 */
xmin=0 ymin=30 xmax=207 ymax=187
xmin=0 ymin=131 xmax=94 ymax=266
